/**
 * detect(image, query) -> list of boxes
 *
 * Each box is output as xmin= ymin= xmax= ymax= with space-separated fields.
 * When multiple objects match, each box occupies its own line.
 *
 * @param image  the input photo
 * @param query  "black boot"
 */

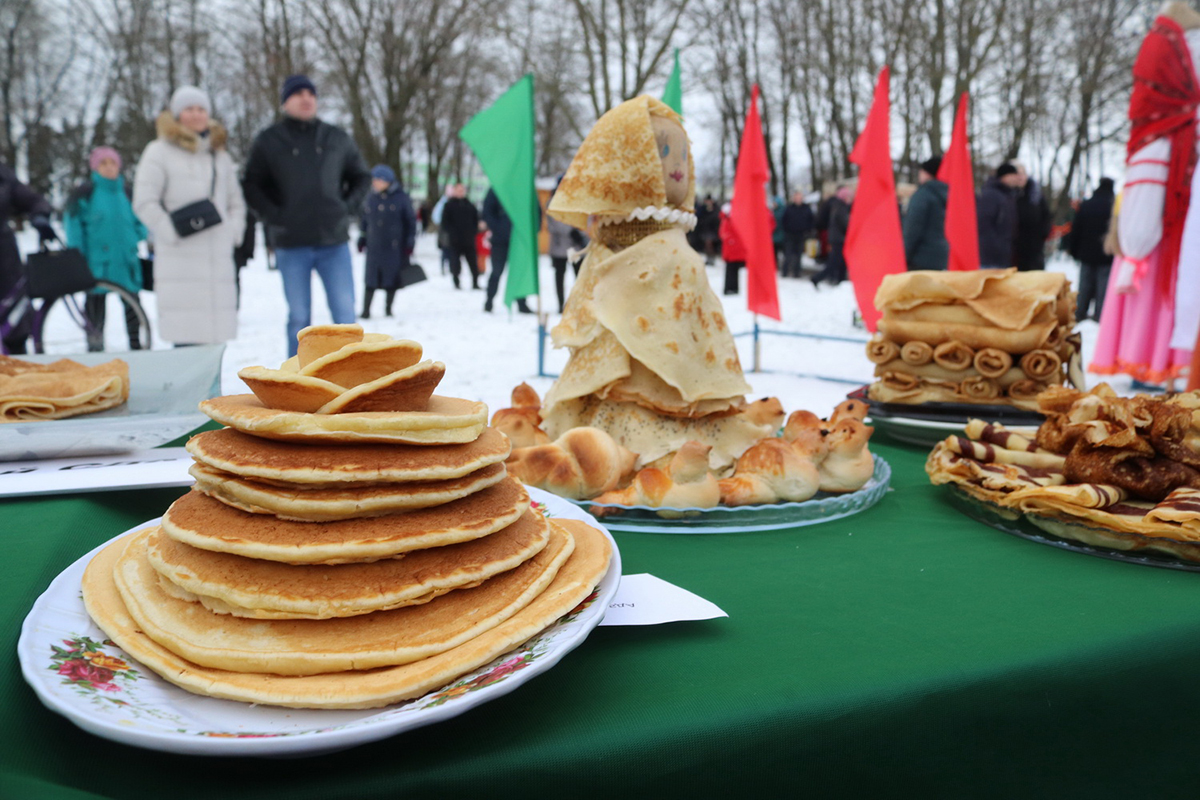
xmin=516 ymin=299 xmax=534 ymax=314
xmin=361 ymin=289 xmax=374 ymax=319
xmin=385 ymin=290 xmax=396 ymax=318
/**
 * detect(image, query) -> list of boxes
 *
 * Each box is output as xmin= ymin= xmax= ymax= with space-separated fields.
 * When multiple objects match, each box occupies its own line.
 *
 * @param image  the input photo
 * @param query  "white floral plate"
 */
xmin=17 ymin=488 xmax=621 ymax=757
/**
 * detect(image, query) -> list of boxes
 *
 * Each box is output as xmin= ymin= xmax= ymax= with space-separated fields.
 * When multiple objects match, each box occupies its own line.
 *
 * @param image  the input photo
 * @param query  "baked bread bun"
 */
xmin=819 ymin=418 xmax=875 ymax=493
xmin=491 ymin=383 xmax=551 ymax=448
xmin=718 ymin=438 xmax=821 ymax=506
xmin=506 ymin=426 xmax=636 ymax=500
xmin=592 ymin=441 xmax=720 ymax=511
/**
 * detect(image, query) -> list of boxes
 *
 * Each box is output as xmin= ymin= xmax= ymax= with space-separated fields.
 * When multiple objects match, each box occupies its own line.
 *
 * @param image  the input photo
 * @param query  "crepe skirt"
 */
xmin=1088 ymin=248 xmax=1190 ymax=384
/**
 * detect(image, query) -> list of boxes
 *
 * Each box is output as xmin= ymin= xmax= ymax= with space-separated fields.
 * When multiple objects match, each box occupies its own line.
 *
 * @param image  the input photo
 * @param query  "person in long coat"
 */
xmin=0 ymin=162 xmax=54 ymax=354
xmin=1068 ymin=177 xmax=1116 ymax=321
xmin=902 ymin=156 xmax=949 ymax=271
xmin=358 ymin=164 xmax=416 ymax=319
xmin=1013 ymin=163 xmax=1053 ymax=271
xmin=65 ymin=146 xmax=148 ymax=350
xmin=132 ymin=86 xmax=245 ymax=346
xmin=977 ymin=164 xmax=1021 ymax=269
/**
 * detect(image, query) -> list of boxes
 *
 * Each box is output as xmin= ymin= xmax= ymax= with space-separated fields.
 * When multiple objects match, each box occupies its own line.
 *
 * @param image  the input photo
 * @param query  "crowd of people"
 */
xmin=0 ymin=73 xmax=1120 ymax=357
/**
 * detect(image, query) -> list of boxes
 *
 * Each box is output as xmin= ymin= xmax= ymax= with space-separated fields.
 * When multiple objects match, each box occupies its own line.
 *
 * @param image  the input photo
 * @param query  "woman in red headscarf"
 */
xmin=1090 ymin=3 xmax=1200 ymax=387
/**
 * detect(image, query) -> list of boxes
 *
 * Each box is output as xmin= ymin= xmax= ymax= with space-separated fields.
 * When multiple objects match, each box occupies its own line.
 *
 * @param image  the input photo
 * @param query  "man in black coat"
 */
xmin=0 ymin=162 xmax=55 ymax=354
xmin=242 ymin=74 xmax=372 ymax=357
xmin=977 ymin=163 xmax=1021 ymax=269
xmin=1069 ymin=177 xmax=1116 ymax=321
xmin=480 ymin=188 xmax=533 ymax=314
xmin=440 ymin=184 xmax=481 ymax=290
xmin=1013 ymin=163 xmax=1053 ymax=271
xmin=780 ymin=191 xmax=815 ymax=278
xmin=812 ymin=184 xmax=852 ymax=287
xmin=903 ymin=156 xmax=949 ymax=270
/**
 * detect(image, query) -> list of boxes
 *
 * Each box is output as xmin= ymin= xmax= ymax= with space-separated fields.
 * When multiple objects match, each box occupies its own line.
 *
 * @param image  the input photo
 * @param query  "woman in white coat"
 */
xmin=133 ymin=86 xmax=245 ymax=346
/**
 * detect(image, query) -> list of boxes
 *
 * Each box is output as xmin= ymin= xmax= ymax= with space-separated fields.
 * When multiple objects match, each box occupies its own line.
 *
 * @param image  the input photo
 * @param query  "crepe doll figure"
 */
xmin=1092 ymin=2 xmax=1200 ymax=387
xmin=541 ymin=96 xmax=780 ymax=473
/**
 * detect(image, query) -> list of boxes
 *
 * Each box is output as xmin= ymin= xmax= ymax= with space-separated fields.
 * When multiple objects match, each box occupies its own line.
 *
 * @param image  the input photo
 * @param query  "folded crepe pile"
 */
xmin=866 ymin=269 xmax=1082 ymax=411
xmin=926 ymin=384 xmax=1200 ymax=562
xmin=80 ymin=325 xmax=612 ymax=709
xmin=0 ymin=355 xmax=129 ymax=421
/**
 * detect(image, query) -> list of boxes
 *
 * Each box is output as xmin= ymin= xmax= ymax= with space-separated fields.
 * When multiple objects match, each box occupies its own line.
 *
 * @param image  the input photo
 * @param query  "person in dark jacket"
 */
xmin=440 ymin=183 xmax=480 ymax=290
xmin=481 ymin=188 xmax=534 ymax=313
xmin=903 ymin=156 xmax=949 ymax=271
xmin=977 ymin=163 xmax=1021 ymax=269
xmin=1013 ymin=163 xmax=1053 ymax=271
xmin=812 ymin=184 xmax=853 ymax=287
xmin=696 ymin=195 xmax=720 ymax=265
xmin=0 ymin=162 xmax=55 ymax=354
xmin=242 ymin=74 xmax=372 ymax=356
xmin=1069 ymin=177 xmax=1116 ymax=321
xmin=358 ymin=165 xmax=416 ymax=319
xmin=780 ymin=191 xmax=815 ymax=278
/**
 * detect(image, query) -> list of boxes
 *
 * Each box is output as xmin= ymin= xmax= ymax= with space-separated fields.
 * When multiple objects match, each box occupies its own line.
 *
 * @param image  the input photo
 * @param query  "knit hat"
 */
xmin=920 ymin=155 xmax=942 ymax=177
xmin=995 ymin=162 xmax=1019 ymax=178
xmin=371 ymin=164 xmax=396 ymax=183
xmin=169 ymin=85 xmax=211 ymax=117
xmin=88 ymin=146 xmax=121 ymax=171
xmin=281 ymin=74 xmax=317 ymax=105
xmin=1098 ymin=177 xmax=1115 ymax=192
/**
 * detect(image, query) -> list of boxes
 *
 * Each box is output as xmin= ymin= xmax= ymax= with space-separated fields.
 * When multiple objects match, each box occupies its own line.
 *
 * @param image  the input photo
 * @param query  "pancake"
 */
xmin=145 ymin=510 xmax=550 ymax=619
xmin=186 ymin=427 xmax=511 ymax=487
xmin=82 ymin=520 xmax=612 ymax=709
xmin=315 ymin=360 xmax=445 ymax=414
xmin=110 ymin=524 xmax=574 ymax=675
xmin=200 ymin=394 xmax=488 ymax=445
xmin=236 ymin=366 xmax=344 ymax=413
xmin=189 ymin=462 xmax=507 ymax=521
xmin=299 ymin=339 xmax=424 ymax=388
xmin=160 ymin=479 xmax=531 ymax=563
xmin=296 ymin=324 xmax=364 ymax=368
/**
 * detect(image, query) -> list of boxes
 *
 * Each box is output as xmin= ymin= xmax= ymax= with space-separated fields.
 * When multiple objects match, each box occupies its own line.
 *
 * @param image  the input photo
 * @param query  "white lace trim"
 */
xmin=592 ymin=206 xmax=697 ymax=231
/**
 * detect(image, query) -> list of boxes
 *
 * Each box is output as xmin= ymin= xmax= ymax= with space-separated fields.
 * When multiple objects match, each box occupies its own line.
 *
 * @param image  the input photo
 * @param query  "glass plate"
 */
xmin=17 ymin=488 xmax=621 ymax=756
xmin=0 ymin=346 xmax=224 ymax=461
xmin=945 ymin=485 xmax=1200 ymax=573
xmin=572 ymin=455 xmax=890 ymax=534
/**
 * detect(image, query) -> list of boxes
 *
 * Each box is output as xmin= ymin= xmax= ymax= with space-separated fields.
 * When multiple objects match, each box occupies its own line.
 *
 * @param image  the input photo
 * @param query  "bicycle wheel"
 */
xmin=32 ymin=281 xmax=152 ymax=355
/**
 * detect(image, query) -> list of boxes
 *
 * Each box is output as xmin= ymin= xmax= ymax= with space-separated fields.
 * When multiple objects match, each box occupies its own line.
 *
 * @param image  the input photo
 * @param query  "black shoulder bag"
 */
xmin=168 ymin=152 xmax=223 ymax=237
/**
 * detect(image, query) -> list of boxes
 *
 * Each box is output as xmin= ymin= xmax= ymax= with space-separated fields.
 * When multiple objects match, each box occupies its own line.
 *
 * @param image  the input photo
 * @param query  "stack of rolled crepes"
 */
xmin=865 ymin=269 xmax=1082 ymax=411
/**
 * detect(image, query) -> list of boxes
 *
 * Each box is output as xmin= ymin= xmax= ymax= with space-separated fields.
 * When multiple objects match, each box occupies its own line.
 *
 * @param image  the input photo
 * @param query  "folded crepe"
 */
xmin=876 ymin=269 xmax=1068 ymax=330
xmin=0 ymin=359 xmax=129 ymax=422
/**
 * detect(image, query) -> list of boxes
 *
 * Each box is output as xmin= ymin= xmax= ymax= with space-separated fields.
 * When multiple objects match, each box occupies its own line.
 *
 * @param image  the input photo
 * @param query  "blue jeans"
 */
xmin=275 ymin=243 xmax=356 ymax=357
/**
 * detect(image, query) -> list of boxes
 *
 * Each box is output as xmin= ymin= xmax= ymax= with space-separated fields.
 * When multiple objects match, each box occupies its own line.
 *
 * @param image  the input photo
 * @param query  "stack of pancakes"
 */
xmin=81 ymin=325 xmax=612 ymax=709
xmin=1 ymin=355 xmax=129 ymax=421
xmin=865 ymin=269 xmax=1082 ymax=410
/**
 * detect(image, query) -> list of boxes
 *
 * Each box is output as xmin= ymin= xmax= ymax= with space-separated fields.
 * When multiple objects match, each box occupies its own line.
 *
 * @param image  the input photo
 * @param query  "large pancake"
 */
xmin=189 ymin=462 xmax=507 ymax=521
xmin=186 ymin=427 xmax=511 ymax=487
xmin=298 ymin=339 xmax=424 ymax=388
xmin=160 ymin=479 xmax=531 ymax=563
xmin=200 ymin=394 xmax=487 ymax=445
xmin=110 ymin=525 xmax=574 ymax=676
xmin=0 ymin=359 xmax=130 ymax=421
xmin=145 ymin=510 xmax=549 ymax=619
xmin=81 ymin=520 xmax=612 ymax=709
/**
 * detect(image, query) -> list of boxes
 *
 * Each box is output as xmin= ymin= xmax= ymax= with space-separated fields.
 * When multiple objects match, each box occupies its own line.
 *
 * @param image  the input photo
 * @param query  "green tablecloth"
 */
xmin=5 ymin=436 xmax=1200 ymax=798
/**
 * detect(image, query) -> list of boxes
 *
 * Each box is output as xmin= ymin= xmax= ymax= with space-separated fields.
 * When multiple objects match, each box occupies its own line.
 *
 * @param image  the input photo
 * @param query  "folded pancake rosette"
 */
xmin=79 ymin=327 xmax=616 ymax=709
xmin=0 ymin=357 xmax=129 ymax=421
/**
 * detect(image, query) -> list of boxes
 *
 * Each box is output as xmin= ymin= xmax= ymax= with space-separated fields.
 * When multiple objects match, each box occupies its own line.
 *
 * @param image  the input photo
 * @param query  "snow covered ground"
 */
xmin=28 ymin=226 xmax=1113 ymax=420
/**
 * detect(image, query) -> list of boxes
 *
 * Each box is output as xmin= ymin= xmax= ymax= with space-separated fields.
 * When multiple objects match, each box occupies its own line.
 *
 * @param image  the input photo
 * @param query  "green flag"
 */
xmin=460 ymin=74 xmax=538 ymax=307
xmin=662 ymin=48 xmax=682 ymax=116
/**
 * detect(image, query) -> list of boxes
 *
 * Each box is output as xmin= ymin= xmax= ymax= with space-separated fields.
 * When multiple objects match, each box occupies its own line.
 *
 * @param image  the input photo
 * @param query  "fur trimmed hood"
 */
xmin=155 ymin=110 xmax=228 ymax=152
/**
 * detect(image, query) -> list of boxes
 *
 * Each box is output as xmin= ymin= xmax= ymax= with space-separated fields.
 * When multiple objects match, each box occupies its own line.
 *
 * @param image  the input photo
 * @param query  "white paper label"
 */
xmin=0 ymin=448 xmax=194 ymax=497
xmin=599 ymin=573 xmax=728 ymax=626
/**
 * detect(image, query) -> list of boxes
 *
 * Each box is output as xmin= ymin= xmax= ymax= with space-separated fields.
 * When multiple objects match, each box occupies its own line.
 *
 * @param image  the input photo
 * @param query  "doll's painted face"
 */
xmin=651 ymin=115 xmax=689 ymax=207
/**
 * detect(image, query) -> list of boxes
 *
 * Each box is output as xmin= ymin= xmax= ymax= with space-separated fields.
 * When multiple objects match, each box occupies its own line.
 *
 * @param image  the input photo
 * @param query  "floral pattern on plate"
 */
xmin=19 ymin=489 xmax=620 ymax=756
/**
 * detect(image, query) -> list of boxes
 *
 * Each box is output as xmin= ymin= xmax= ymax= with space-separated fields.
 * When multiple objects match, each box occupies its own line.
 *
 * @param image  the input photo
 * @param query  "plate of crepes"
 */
xmin=926 ymin=383 xmax=1200 ymax=570
xmin=861 ymin=268 xmax=1084 ymax=447
xmin=0 ymin=346 xmax=223 ymax=461
xmin=18 ymin=325 xmax=618 ymax=756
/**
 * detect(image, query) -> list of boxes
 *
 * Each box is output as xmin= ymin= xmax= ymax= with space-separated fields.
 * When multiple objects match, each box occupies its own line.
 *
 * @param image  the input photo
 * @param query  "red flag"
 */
xmin=844 ymin=67 xmax=905 ymax=333
xmin=731 ymin=84 xmax=780 ymax=320
xmin=938 ymin=93 xmax=979 ymax=271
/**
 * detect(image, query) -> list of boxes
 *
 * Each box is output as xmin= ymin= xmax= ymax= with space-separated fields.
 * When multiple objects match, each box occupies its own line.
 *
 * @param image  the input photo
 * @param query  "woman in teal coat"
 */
xmin=65 ymin=147 xmax=147 ymax=350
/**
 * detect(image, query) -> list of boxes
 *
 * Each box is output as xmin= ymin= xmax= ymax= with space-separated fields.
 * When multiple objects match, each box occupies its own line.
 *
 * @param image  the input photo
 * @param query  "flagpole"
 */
xmin=753 ymin=315 xmax=761 ymax=372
